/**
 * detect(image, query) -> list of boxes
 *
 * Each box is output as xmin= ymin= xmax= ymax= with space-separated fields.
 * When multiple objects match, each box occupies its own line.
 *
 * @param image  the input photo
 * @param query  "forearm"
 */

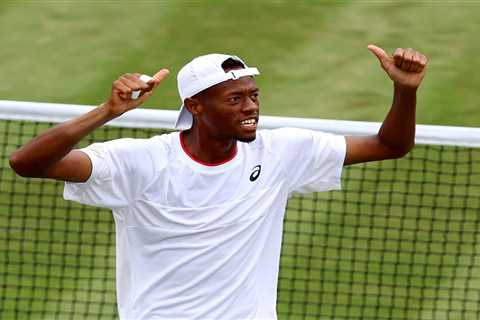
xmin=10 ymin=103 xmax=116 ymax=176
xmin=377 ymin=83 xmax=417 ymax=156
xmin=344 ymin=45 xmax=426 ymax=165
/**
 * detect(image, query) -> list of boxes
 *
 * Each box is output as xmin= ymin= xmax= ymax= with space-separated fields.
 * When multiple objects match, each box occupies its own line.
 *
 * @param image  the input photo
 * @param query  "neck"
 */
xmin=181 ymin=128 xmax=237 ymax=165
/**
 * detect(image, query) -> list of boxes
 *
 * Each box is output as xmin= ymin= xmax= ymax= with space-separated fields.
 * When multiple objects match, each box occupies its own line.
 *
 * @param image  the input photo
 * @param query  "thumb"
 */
xmin=152 ymin=68 xmax=170 ymax=82
xmin=148 ymin=69 xmax=170 ymax=89
xmin=149 ymin=68 xmax=170 ymax=89
xmin=367 ymin=44 xmax=391 ymax=67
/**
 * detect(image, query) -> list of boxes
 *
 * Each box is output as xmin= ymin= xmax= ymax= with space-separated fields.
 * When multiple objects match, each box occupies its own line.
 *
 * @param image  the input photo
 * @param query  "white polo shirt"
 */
xmin=64 ymin=128 xmax=346 ymax=320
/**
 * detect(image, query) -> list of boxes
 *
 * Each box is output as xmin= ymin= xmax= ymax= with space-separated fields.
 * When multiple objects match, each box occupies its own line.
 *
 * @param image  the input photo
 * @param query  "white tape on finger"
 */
xmin=131 ymin=74 xmax=153 ymax=100
xmin=131 ymin=91 xmax=141 ymax=100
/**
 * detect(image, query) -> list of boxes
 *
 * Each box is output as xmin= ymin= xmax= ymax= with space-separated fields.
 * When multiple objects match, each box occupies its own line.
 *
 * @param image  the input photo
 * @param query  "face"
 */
xmin=190 ymin=76 xmax=260 ymax=142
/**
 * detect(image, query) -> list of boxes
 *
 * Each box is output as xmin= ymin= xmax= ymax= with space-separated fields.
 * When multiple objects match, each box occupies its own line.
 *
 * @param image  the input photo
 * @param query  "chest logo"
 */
xmin=249 ymin=165 xmax=261 ymax=182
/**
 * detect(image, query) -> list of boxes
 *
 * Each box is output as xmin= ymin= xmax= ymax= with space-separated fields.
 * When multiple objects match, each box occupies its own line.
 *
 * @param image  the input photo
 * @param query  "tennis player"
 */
xmin=10 ymin=45 xmax=427 ymax=320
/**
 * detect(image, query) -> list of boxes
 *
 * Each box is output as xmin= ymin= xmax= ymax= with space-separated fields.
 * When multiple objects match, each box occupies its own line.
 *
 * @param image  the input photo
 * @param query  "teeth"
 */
xmin=241 ymin=119 xmax=256 ymax=125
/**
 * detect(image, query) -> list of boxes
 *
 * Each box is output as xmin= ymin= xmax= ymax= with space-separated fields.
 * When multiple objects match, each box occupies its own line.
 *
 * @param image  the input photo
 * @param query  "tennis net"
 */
xmin=1 ymin=100 xmax=479 ymax=319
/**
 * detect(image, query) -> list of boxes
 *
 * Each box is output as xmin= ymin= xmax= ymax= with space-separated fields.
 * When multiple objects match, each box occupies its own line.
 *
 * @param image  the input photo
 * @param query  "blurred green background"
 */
xmin=1 ymin=1 xmax=480 ymax=320
xmin=0 ymin=0 xmax=479 ymax=126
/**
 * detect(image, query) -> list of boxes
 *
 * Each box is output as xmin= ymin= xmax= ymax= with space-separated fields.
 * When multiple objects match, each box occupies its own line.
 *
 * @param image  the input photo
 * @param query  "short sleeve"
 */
xmin=63 ymin=138 xmax=153 ymax=209
xmin=270 ymin=128 xmax=346 ymax=194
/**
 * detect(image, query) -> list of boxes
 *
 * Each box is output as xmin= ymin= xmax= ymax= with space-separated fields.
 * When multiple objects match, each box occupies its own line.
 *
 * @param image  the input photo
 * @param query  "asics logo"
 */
xmin=249 ymin=165 xmax=261 ymax=182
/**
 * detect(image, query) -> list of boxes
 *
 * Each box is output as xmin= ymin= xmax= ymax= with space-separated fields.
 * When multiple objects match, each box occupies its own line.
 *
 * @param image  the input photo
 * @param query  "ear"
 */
xmin=184 ymin=97 xmax=203 ymax=116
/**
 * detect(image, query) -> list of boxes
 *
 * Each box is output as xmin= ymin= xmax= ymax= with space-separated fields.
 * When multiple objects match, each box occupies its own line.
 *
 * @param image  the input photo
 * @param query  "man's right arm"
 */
xmin=9 ymin=69 xmax=170 ymax=182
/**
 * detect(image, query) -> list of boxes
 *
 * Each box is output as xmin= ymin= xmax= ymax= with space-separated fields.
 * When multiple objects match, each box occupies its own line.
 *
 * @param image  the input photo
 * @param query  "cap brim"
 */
xmin=175 ymin=104 xmax=193 ymax=129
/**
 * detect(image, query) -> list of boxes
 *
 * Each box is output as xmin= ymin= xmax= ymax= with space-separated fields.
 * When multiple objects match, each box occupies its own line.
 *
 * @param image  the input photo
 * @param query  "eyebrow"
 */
xmin=224 ymin=87 xmax=259 ymax=96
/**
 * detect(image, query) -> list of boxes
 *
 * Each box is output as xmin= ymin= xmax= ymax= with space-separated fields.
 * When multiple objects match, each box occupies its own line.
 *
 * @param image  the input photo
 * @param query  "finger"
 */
xmin=135 ymin=71 xmax=167 ymax=100
xmin=400 ymin=48 xmax=415 ymax=71
xmin=124 ymin=74 xmax=150 ymax=90
xmin=393 ymin=48 xmax=404 ymax=68
xmin=112 ymin=80 xmax=132 ymax=94
xmin=410 ymin=51 xmax=422 ymax=73
xmin=120 ymin=77 xmax=145 ymax=92
xmin=416 ymin=54 xmax=428 ymax=73
xmin=137 ymin=90 xmax=153 ymax=103
xmin=367 ymin=44 xmax=391 ymax=66
xmin=151 ymin=69 xmax=170 ymax=87
xmin=112 ymin=80 xmax=132 ymax=100
xmin=128 ymin=74 xmax=156 ymax=100
xmin=136 ymin=85 xmax=160 ymax=103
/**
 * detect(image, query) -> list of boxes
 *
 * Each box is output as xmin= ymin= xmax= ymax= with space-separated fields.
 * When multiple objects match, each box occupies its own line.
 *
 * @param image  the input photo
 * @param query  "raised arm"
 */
xmin=344 ymin=45 xmax=428 ymax=166
xmin=9 ymin=69 xmax=170 ymax=182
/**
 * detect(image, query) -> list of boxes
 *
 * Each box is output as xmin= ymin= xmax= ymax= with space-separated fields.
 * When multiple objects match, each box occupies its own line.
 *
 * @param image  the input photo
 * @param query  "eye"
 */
xmin=228 ymin=96 xmax=241 ymax=104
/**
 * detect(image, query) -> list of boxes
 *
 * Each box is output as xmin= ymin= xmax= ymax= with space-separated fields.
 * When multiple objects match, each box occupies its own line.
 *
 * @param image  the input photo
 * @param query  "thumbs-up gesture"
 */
xmin=368 ymin=45 xmax=428 ymax=89
xmin=105 ymin=69 xmax=170 ymax=117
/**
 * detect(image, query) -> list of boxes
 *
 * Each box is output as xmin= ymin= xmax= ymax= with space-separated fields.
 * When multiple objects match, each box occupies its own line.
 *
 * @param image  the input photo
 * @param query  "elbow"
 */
xmin=9 ymin=152 xmax=36 ymax=178
xmin=388 ymin=142 xmax=414 ymax=159
xmin=377 ymin=133 xmax=415 ymax=160
xmin=9 ymin=152 xmax=25 ymax=176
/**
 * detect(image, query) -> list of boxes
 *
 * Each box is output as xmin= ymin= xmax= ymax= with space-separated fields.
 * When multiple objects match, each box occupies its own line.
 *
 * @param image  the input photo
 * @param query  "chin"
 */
xmin=236 ymin=133 xmax=257 ymax=143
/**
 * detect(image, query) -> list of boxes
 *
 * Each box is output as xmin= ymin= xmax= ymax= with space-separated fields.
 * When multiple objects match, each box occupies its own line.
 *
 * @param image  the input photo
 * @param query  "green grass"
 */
xmin=0 ymin=1 xmax=480 ymax=126
xmin=1 ymin=1 xmax=480 ymax=319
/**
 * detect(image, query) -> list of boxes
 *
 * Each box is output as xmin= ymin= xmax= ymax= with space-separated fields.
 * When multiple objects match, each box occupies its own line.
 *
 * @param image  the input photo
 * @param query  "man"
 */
xmin=10 ymin=45 xmax=427 ymax=319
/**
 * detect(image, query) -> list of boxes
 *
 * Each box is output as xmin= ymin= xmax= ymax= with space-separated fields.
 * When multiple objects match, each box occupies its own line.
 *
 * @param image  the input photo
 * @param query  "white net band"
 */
xmin=1 ymin=100 xmax=479 ymax=147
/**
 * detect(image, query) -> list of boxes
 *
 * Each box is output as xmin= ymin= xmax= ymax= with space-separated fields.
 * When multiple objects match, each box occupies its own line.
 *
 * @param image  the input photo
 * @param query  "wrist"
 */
xmin=394 ymin=82 xmax=418 ymax=94
xmin=97 ymin=102 xmax=122 ymax=123
xmin=98 ymin=102 xmax=122 ymax=119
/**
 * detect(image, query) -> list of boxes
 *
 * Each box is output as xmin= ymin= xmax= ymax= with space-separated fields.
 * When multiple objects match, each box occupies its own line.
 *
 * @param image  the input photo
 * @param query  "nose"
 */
xmin=242 ymin=96 xmax=259 ymax=115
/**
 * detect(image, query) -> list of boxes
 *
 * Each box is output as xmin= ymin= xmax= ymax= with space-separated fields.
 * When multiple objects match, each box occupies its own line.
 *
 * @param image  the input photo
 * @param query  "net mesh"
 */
xmin=1 ymin=119 xmax=479 ymax=320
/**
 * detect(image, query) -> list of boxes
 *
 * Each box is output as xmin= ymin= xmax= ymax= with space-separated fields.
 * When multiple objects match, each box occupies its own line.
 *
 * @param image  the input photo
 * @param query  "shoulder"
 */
xmin=256 ymin=127 xmax=331 ymax=146
xmin=147 ymin=131 xmax=179 ymax=152
xmin=96 ymin=131 xmax=178 ymax=153
xmin=255 ymin=128 xmax=345 ymax=158
xmin=84 ymin=132 xmax=179 ymax=168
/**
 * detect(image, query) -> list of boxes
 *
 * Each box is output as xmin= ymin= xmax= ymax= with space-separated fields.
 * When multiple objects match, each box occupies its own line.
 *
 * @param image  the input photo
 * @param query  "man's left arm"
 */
xmin=344 ymin=45 xmax=428 ymax=166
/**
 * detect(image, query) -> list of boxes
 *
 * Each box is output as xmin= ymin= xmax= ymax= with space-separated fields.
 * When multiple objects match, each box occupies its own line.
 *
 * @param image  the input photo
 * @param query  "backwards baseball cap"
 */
xmin=175 ymin=53 xmax=260 ymax=129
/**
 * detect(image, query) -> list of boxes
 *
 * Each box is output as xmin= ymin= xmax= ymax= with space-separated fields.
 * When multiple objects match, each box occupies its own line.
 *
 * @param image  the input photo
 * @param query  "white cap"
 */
xmin=175 ymin=54 xmax=260 ymax=129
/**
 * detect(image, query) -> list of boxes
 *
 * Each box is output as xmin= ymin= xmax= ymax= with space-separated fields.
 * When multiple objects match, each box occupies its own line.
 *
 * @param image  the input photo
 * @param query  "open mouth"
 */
xmin=240 ymin=118 xmax=257 ymax=128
